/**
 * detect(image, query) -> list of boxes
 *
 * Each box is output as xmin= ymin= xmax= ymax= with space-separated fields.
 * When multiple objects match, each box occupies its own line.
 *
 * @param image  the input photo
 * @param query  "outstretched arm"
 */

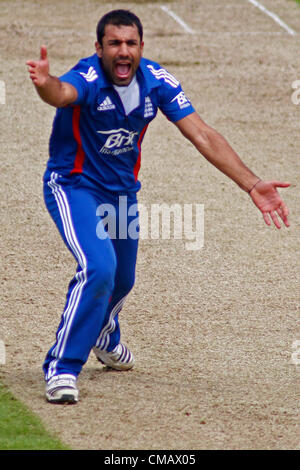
xmin=26 ymin=45 xmax=78 ymax=107
xmin=175 ymin=112 xmax=290 ymax=229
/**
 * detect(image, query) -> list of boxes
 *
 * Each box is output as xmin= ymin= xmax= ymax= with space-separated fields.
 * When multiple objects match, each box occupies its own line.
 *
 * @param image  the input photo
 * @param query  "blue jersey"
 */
xmin=45 ymin=54 xmax=195 ymax=193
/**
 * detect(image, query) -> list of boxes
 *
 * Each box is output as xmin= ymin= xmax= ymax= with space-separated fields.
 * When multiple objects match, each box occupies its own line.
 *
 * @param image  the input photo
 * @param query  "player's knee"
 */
xmin=89 ymin=254 xmax=117 ymax=295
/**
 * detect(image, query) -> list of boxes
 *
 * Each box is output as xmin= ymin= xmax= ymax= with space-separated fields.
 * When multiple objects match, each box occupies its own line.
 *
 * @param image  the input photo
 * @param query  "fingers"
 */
xmin=26 ymin=60 xmax=36 ymax=67
xmin=270 ymin=210 xmax=281 ymax=229
xmin=271 ymin=182 xmax=290 ymax=227
xmin=40 ymin=45 xmax=47 ymax=61
xmin=254 ymin=180 xmax=291 ymax=228
xmin=273 ymin=181 xmax=291 ymax=189
xmin=263 ymin=211 xmax=281 ymax=229
xmin=262 ymin=212 xmax=271 ymax=227
xmin=26 ymin=45 xmax=48 ymax=68
xmin=26 ymin=61 xmax=38 ymax=83
xmin=262 ymin=202 xmax=290 ymax=229
xmin=26 ymin=45 xmax=49 ymax=85
xmin=278 ymin=201 xmax=290 ymax=227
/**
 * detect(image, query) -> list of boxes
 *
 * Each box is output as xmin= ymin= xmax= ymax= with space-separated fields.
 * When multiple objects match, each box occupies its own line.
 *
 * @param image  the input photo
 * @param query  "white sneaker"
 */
xmin=93 ymin=343 xmax=134 ymax=371
xmin=45 ymin=374 xmax=79 ymax=404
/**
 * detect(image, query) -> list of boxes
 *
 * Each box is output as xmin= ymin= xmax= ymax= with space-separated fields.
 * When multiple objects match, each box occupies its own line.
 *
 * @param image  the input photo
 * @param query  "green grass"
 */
xmin=0 ymin=381 xmax=70 ymax=450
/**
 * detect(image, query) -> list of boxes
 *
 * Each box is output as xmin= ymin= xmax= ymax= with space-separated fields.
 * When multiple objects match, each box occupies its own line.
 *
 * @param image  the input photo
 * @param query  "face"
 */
xmin=95 ymin=24 xmax=144 ymax=86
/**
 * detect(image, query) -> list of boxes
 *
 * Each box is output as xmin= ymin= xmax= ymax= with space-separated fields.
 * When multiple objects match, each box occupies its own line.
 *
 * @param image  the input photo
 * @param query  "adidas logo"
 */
xmin=147 ymin=64 xmax=179 ymax=89
xmin=97 ymin=96 xmax=116 ymax=111
xmin=79 ymin=66 xmax=98 ymax=82
xmin=144 ymin=96 xmax=154 ymax=118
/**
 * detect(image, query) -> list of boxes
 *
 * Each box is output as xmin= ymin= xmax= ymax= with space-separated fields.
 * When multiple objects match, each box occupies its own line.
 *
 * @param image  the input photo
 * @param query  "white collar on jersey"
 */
xmin=113 ymin=75 xmax=140 ymax=116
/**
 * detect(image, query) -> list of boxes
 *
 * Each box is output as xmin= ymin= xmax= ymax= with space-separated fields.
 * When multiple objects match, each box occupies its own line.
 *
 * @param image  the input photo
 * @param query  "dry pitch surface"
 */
xmin=1 ymin=0 xmax=300 ymax=450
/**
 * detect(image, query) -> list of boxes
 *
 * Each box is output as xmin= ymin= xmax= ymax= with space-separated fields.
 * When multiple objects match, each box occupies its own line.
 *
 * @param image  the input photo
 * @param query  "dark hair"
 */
xmin=96 ymin=9 xmax=143 ymax=46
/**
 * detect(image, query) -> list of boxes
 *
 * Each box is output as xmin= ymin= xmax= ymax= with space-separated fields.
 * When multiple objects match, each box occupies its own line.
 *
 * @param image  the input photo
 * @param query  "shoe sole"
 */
xmin=46 ymin=389 xmax=78 ymax=404
xmin=96 ymin=356 xmax=134 ymax=371
xmin=46 ymin=393 xmax=78 ymax=404
xmin=94 ymin=345 xmax=134 ymax=371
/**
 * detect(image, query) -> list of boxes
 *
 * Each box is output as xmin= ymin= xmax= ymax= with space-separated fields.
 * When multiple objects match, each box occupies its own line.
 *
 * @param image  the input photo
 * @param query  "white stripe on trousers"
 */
xmin=46 ymin=172 xmax=88 ymax=379
xmin=95 ymin=296 xmax=126 ymax=351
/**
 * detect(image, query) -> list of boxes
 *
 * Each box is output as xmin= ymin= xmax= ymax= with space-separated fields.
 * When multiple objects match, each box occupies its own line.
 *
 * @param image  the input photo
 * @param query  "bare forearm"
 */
xmin=175 ymin=113 xmax=259 ymax=192
xmin=197 ymin=127 xmax=259 ymax=192
xmin=175 ymin=113 xmax=290 ymax=228
xmin=35 ymin=76 xmax=76 ymax=108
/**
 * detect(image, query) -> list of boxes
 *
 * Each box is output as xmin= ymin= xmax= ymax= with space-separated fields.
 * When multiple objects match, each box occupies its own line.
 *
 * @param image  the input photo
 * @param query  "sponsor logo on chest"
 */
xmin=97 ymin=128 xmax=138 ymax=156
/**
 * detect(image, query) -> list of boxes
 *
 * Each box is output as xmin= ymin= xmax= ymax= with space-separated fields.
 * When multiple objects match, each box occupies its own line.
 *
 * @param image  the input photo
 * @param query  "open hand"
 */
xmin=26 ymin=45 xmax=49 ymax=87
xmin=249 ymin=180 xmax=290 ymax=229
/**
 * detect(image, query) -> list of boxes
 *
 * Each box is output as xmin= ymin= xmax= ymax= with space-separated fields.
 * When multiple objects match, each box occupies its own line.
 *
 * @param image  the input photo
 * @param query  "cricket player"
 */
xmin=26 ymin=9 xmax=290 ymax=404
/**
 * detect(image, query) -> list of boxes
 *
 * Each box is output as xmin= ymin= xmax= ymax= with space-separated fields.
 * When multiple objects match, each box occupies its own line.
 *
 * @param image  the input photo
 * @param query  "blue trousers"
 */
xmin=43 ymin=172 xmax=139 ymax=379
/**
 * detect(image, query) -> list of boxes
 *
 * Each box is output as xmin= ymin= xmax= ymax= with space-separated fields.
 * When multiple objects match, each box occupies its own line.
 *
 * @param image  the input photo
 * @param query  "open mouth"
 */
xmin=115 ymin=62 xmax=132 ymax=79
